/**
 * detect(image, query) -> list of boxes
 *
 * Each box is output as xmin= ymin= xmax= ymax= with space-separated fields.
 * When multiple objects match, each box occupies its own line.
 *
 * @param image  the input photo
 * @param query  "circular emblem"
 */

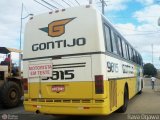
xmin=2 ymin=114 xmax=8 ymax=120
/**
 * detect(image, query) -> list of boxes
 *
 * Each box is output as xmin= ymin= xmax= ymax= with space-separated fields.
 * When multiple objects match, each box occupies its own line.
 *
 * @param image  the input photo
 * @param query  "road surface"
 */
xmin=0 ymin=79 xmax=160 ymax=120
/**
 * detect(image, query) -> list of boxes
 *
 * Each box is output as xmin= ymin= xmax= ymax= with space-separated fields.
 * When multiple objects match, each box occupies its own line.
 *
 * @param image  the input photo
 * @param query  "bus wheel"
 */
xmin=138 ymin=90 xmax=142 ymax=94
xmin=118 ymin=86 xmax=129 ymax=113
xmin=138 ymin=80 xmax=143 ymax=94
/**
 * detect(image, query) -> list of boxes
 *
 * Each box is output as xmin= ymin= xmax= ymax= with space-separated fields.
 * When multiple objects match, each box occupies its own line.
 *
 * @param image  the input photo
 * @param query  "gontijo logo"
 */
xmin=40 ymin=17 xmax=76 ymax=37
xmin=32 ymin=17 xmax=86 ymax=51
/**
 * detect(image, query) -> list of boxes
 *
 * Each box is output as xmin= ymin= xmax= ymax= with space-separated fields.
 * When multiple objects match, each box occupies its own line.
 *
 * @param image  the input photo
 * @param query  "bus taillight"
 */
xmin=95 ymin=75 xmax=104 ymax=94
xmin=23 ymin=78 xmax=28 ymax=93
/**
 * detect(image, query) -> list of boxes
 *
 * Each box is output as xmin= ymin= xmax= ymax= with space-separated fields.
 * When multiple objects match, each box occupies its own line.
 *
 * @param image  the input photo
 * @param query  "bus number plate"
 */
xmin=52 ymin=85 xmax=65 ymax=92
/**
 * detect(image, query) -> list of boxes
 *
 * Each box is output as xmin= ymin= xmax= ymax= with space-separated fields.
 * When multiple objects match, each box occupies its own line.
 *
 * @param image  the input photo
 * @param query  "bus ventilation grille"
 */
xmin=25 ymin=99 xmax=105 ymax=103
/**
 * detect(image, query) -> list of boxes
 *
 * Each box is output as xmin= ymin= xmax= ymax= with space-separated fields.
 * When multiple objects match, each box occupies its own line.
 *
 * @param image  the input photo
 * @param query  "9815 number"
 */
xmin=42 ymin=70 xmax=74 ymax=80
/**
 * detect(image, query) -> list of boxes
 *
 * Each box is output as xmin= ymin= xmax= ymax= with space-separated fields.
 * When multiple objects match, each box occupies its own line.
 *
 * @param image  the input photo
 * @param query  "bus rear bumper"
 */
xmin=24 ymin=101 xmax=111 ymax=115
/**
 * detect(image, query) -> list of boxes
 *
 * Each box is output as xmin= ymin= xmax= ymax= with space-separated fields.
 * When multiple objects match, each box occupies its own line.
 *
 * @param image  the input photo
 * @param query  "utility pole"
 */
xmin=89 ymin=0 xmax=92 ymax=4
xmin=102 ymin=0 xmax=104 ymax=14
xmin=152 ymin=44 xmax=153 ymax=64
xmin=100 ymin=0 xmax=107 ymax=15
xmin=19 ymin=3 xmax=33 ymax=76
xmin=19 ymin=3 xmax=23 ymax=76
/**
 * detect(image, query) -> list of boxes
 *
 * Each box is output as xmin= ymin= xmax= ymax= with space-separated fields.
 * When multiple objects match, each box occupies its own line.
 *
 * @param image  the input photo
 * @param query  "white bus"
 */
xmin=23 ymin=5 xmax=143 ymax=115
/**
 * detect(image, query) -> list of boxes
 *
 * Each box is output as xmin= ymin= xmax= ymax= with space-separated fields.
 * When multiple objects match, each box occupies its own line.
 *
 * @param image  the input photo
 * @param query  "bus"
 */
xmin=23 ymin=5 xmax=143 ymax=115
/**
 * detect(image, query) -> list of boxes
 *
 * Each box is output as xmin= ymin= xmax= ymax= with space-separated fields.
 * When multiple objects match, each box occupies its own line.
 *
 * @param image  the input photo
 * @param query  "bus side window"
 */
xmin=133 ymin=50 xmax=137 ymax=63
xmin=137 ymin=52 xmax=139 ymax=64
xmin=122 ymin=40 xmax=127 ymax=59
xmin=138 ymin=54 xmax=142 ymax=65
xmin=140 ymin=56 xmax=143 ymax=66
xmin=135 ymin=51 xmax=138 ymax=63
xmin=104 ymin=25 xmax=112 ymax=52
xmin=111 ymin=30 xmax=118 ymax=54
xmin=126 ymin=44 xmax=129 ymax=60
xmin=139 ymin=54 xmax=142 ymax=65
xmin=117 ymin=36 xmax=123 ymax=57
xmin=131 ymin=48 xmax=134 ymax=62
xmin=129 ymin=46 xmax=133 ymax=61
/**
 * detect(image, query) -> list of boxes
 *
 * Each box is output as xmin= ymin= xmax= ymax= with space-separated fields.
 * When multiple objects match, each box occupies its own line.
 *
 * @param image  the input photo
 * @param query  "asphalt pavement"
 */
xmin=0 ymin=79 xmax=160 ymax=120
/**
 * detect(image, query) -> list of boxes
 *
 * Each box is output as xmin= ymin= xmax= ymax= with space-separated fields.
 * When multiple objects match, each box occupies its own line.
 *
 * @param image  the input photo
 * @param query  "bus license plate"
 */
xmin=52 ymin=85 xmax=65 ymax=92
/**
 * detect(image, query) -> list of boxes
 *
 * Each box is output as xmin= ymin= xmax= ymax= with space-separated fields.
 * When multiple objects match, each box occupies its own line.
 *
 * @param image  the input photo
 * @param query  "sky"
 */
xmin=0 ymin=0 xmax=160 ymax=69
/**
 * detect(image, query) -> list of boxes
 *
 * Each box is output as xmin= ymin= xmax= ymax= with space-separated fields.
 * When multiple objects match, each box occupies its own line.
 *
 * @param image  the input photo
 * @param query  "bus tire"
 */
xmin=138 ymin=90 xmax=142 ymax=94
xmin=0 ymin=81 xmax=21 ymax=108
xmin=138 ymin=80 xmax=143 ymax=94
xmin=118 ymin=86 xmax=129 ymax=113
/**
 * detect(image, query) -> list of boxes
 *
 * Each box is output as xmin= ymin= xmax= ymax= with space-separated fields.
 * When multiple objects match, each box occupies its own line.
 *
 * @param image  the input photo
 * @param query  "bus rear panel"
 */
xmin=23 ymin=6 xmax=110 ymax=115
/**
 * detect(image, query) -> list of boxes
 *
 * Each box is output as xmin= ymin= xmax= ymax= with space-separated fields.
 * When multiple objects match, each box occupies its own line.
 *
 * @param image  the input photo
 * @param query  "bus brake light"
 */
xmin=95 ymin=75 xmax=104 ymax=94
xmin=23 ymin=78 xmax=28 ymax=93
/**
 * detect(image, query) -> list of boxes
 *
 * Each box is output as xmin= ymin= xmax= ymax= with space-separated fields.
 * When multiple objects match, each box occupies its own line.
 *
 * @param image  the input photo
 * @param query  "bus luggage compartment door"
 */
xmin=40 ymin=56 xmax=93 ymax=99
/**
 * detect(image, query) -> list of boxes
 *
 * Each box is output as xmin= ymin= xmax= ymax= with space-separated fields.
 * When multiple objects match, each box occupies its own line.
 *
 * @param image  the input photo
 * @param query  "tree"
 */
xmin=143 ymin=63 xmax=157 ymax=76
